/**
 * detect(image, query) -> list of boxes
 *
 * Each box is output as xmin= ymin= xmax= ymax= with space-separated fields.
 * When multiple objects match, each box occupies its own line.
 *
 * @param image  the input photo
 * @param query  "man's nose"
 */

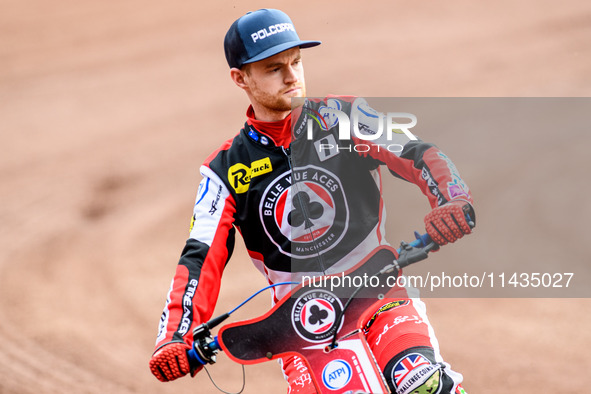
xmin=284 ymin=66 xmax=299 ymax=84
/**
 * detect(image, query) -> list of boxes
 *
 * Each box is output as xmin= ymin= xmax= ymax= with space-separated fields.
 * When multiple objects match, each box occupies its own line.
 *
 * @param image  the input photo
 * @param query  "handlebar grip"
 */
xmin=187 ymin=344 xmax=206 ymax=368
xmin=187 ymin=336 xmax=220 ymax=369
xmin=411 ymin=231 xmax=432 ymax=248
xmin=395 ymin=208 xmax=474 ymax=269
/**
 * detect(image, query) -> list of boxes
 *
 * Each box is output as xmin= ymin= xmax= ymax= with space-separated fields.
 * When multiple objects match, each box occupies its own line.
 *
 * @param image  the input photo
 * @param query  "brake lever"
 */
xmin=187 ymin=323 xmax=221 ymax=370
xmin=396 ymin=240 xmax=434 ymax=269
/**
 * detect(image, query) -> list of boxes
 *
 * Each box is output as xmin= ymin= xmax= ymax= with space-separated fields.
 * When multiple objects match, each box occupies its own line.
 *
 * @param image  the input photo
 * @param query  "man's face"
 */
xmin=242 ymin=47 xmax=306 ymax=114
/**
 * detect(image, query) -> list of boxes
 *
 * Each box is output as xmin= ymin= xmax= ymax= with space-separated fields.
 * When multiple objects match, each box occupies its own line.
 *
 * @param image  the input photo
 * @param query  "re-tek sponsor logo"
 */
xmin=228 ymin=157 xmax=273 ymax=194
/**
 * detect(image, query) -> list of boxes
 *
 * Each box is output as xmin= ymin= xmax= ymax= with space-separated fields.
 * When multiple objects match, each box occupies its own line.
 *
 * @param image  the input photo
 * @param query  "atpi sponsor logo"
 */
xmin=322 ymin=359 xmax=352 ymax=390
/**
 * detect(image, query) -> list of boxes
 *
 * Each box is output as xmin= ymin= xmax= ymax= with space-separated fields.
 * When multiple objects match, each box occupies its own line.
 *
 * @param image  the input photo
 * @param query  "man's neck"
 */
xmin=246 ymin=105 xmax=292 ymax=149
xmin=250 ymin=103 xmax=290 ymax=122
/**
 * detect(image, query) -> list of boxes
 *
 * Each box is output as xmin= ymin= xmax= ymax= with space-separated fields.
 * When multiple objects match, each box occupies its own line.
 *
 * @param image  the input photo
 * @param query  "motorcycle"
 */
xmin=187 ymin=229 xmax=457 ymax=393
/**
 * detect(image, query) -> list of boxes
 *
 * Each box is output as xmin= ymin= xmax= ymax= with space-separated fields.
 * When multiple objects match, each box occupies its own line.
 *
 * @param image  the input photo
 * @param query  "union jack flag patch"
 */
xmin=392 ymin=353 xmax=441 ymax=394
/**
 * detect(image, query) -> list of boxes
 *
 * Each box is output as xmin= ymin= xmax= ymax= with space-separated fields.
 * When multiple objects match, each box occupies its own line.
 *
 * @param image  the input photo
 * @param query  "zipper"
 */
xmin=282 ymin=146 xmax=292 ymax=168
xmin=282 ymin=145 xmax=328 ymax=274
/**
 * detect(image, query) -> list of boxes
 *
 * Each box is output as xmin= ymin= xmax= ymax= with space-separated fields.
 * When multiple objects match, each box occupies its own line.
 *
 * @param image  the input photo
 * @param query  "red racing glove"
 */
xmin=424 ymin=200 xmax=475 ymax=246
xmin=149 ymin=342 xmax=195 ymax=382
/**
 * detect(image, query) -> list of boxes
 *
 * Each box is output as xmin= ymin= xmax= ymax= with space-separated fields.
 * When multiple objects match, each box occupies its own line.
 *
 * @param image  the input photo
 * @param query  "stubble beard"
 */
xmin=253 ymin=82 xmax=306 ymax=114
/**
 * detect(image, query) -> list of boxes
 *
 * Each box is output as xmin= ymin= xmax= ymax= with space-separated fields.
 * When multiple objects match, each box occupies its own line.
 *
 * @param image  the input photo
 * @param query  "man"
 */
xmin=149 ymin=9 xmax=474 ymax=394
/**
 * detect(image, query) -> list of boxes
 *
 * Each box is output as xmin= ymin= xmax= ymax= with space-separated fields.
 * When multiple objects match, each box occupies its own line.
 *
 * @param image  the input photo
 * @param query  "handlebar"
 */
xmin=186 ymin=232 xmax=438 ymax=370
xmin=186 ymin=213 xmax=474 ymax=370
xmin=186 ymin=332 xmax=220 ymax=368
xmin=186 ymin=282 xmax=298 ymax=368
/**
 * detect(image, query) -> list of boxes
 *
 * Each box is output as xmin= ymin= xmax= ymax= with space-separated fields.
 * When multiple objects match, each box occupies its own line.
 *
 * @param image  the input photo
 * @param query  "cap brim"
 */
xmin=242 ymin=40 xmax=321 ymax=65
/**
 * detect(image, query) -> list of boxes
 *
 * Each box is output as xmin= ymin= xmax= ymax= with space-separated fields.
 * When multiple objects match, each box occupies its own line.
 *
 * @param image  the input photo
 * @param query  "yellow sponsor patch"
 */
xmin=189 ymin=214 xmax=196 ymax=233
xmin=250 ymin=157 xmax=273 ymax=178
xmin=228 ymin=157 xmax=273 ymax=194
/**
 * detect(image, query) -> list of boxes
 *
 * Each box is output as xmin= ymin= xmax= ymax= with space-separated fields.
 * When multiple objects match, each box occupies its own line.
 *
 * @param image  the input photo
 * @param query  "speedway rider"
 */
xmin=149 ymin=9 xmax=474 ymax=394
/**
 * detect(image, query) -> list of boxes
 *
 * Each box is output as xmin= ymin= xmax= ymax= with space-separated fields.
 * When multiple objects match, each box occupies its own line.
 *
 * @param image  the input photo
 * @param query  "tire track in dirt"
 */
xmin=0 ymin=322 xmax=128 ymax=394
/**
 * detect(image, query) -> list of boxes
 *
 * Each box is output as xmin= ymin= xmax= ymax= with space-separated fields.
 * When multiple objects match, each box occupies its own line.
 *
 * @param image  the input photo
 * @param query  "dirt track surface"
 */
xmin=1 ymin=1 xmax=590 ymax=393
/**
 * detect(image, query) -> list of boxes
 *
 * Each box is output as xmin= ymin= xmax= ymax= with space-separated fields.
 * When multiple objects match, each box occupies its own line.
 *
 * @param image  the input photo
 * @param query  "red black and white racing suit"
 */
xmin=154 ymin=97 xmax=472 ymax=394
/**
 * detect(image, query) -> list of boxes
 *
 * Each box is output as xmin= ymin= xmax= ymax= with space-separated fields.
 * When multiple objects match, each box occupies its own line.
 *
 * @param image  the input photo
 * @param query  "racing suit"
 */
xmin=154 ymin=97 xmax=473 ymax=394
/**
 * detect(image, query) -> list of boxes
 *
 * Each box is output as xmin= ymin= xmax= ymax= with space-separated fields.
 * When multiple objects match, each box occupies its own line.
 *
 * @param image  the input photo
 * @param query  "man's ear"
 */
xmin=230 ymin=68 xmax=248 ymax=90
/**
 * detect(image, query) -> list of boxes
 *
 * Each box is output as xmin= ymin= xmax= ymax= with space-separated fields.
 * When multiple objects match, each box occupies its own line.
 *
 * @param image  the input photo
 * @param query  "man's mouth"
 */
xmin=284 ymin=86 xmax=301 ymax=95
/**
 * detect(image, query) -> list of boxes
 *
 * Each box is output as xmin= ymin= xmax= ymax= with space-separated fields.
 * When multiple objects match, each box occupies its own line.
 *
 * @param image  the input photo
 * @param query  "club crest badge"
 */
xmin=291 ymin=289 xmax=344 ymax=342
xmin=260 ymin=166 xmax=348 ymax=259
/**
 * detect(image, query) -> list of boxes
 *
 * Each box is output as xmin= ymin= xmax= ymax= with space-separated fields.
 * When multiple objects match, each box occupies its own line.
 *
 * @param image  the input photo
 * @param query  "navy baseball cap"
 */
xmin=224 ymin=9 xmax=321 ymax=69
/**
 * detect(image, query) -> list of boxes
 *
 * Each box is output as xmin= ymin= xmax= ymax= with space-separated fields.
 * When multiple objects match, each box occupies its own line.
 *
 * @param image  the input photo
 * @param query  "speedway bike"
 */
xmin=186 ymin=224 xmax=471 ymax=394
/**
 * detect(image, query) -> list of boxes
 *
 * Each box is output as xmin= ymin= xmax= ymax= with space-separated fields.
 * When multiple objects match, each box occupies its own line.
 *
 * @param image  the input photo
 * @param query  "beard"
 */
xmin=251 ymin=82 xmax=307 ymax=113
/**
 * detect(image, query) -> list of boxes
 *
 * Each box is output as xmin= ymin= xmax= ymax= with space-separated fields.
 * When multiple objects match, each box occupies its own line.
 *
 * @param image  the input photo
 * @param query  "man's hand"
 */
xmin=424 ymin=200 xmax=474 ymax=246
xmin=149 ymin=342 xmax=193 ymax=382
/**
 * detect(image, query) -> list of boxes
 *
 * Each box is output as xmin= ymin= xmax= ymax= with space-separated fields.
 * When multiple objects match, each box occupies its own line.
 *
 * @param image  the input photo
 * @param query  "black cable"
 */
xmin=329 ymin=284 xmax=363 ymax=350
xmin=329 ymin=267 xmax=401 ymax=350
xmin=203 ymin=364 xmax=246 ymax=394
